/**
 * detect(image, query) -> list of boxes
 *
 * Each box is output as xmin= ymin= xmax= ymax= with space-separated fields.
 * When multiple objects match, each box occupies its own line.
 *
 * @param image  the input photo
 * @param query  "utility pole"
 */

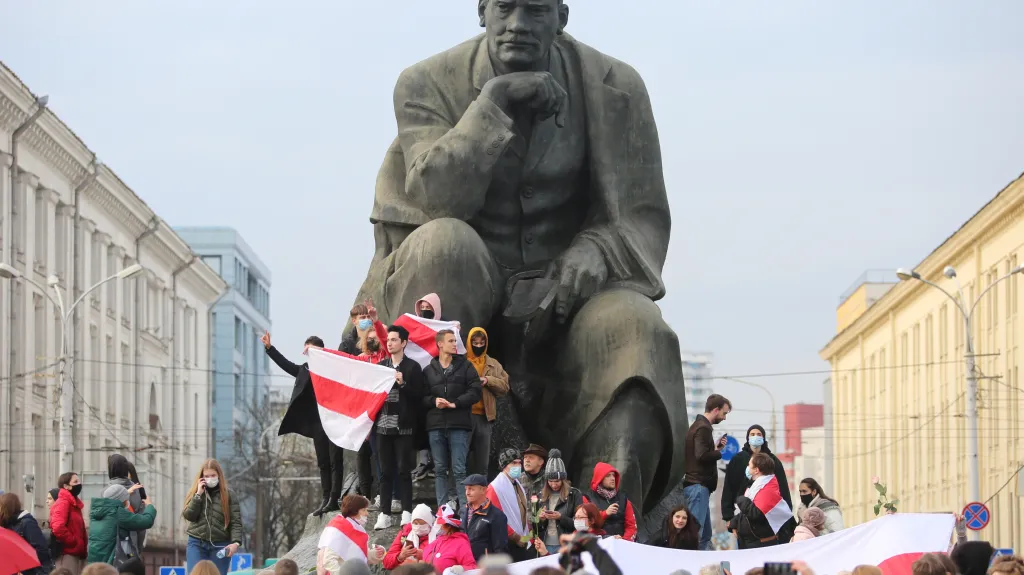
xmin=254 ymin=434 xmax=265 ymax=565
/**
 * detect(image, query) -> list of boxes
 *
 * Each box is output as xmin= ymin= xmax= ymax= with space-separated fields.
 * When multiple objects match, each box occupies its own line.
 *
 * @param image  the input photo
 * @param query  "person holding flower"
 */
xmin=537 ymin=449 xmax=583 ymax=550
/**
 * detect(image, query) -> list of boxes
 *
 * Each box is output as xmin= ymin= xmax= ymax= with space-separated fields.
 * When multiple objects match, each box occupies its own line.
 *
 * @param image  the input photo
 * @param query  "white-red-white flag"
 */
xmin=742 ymin=474 xmax=792 ymax=533
xmin=306 ymin=347 xmax=395 ymax=451
xmin=318 ymin=514 xmax=369 ymax=562
xmin=391 ymin=313 xmax=466 ymax=368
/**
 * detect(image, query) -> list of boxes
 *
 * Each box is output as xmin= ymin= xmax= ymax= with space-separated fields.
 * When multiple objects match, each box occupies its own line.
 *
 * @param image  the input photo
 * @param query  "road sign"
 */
xmin=994 ymin=549 xmax=1014 ymax=558
xmin=963 ymin=502 xmax=991 ymax=531
xmin=160 ymin=567 xmax=185 ymax=575
xmin=231 ymin=553 xmax=253 ymax=572
xmin=720 ymin=435 xmax=740 ymax=462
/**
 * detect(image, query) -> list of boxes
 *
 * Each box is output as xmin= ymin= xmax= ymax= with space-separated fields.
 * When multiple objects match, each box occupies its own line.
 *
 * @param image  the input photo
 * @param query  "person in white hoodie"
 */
xmin=797 ymin=478 xmax=844 ymax=535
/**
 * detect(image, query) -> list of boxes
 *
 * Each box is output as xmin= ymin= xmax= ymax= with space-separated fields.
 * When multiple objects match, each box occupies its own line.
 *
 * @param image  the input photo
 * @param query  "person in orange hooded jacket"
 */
xmin=464 ymin=327 xmax=510 ymax=476
xmin=582 ymin=462 xmax=637 ymax=541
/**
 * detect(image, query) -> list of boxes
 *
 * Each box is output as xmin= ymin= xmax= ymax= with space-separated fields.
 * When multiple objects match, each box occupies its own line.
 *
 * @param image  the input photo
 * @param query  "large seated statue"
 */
xmin=355 ymin=0 xmax=687 ymax=521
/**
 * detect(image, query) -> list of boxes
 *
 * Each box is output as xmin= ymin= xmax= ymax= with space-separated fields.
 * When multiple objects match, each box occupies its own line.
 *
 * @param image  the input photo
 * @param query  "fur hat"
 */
xmin=545 ymin=448 xmax=567 ymax=480
xmin=498 ymin=447 xmax=521 ymax=471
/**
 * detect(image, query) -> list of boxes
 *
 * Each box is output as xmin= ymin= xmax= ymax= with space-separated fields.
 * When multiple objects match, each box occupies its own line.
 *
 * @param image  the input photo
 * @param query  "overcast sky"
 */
xmin=2 ymin=1 xmax=1023 ymax=447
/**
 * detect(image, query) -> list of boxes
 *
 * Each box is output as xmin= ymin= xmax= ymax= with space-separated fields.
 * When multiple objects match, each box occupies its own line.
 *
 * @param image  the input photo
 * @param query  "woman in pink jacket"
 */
xmin=422 ymin=505 xmax=476 ymax=572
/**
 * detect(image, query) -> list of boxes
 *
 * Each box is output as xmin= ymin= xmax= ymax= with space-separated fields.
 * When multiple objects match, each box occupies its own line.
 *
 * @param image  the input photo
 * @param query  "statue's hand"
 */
xmin=546 ymin=240 xmax=608 ymax=324
xmin=481 ymin=72 xmax=568 ymax=128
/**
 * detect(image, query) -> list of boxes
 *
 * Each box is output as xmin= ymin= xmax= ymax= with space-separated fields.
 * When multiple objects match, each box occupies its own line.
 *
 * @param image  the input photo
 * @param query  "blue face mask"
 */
xmin=509 ymin=466 xmax=523 ymax=479
xmin=745 ymin=467 xmax=753 ymax=480
xmin=358 ymin=318 xmax=373 ymax=331
xmin=749 ymin=435 xmax=765 ymax=448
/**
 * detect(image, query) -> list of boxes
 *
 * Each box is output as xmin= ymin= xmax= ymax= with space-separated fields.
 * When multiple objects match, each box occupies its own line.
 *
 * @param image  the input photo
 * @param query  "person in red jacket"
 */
xmin=50 ymin=472 xmax=87 ymax=574
xmin=582 ymin=462 xmax=637 ymax=541
xmin=382 ymin=504 xmax=433 ymax=570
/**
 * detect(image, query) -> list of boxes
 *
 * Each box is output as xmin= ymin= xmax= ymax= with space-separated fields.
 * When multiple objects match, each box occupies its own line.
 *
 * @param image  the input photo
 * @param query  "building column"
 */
xmin=93 ymin=231 xmax=112 ymax=427
xmin=0 ymin=150 xmax=12 ymax=487
xmin=17 ymin=172 xmax=40 ymax=493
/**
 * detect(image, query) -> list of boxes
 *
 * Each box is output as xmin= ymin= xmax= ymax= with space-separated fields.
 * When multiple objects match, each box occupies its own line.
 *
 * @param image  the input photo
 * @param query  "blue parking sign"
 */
xmin=720 ymin=435 xmax=740 ymax=462
xmin=231 ymin=553 xmax=253 ymax=572
xmin=160 ymin=567 xmax=185 ymax=575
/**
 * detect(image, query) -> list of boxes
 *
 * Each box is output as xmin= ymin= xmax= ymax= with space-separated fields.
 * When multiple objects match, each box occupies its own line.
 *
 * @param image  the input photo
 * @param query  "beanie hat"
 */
xmin=801 ymin=507 xmax=826 ymax=529
xmin=498 ymin=447 xmax=521 ymax=471
xmin=102 ymin=484 xmax=130 ymax=503
xmin=411 ymin=503 xmax=434 ymax=525
xmin=545 ymin=448 xmax=567 ymax=480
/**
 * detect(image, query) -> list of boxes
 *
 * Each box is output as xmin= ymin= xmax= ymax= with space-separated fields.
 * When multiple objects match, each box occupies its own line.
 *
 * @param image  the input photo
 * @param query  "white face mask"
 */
xmin=413 ymin=524 xmax=431 ymax=536
xmin=574 ymin=519 xmax=589 ymax=532
xmin=356 ymin=514 xmax=368 ymax=526
xmin=205 ymin=477 xmax=219 ymax=489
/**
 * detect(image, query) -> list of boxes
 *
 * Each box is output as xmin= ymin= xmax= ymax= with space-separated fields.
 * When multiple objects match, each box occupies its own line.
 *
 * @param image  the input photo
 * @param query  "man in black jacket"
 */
xmin=261 ymin=332 xmax=342 ymax=516
xmin=461 ymin=474 xmax=508 ymax=560
xmin=372 ymin=324 xmax=425 ymax=530
xmin=681 ymin=393 xmax=731 ymax=550
xmin=423 ymin=329 xmax=482 ymax=509
xmin=721 ymin=424 xmax=795 ymax=546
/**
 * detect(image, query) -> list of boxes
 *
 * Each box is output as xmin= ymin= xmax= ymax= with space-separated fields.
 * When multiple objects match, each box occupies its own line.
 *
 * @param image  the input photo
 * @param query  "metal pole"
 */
xmin=255 ymin=437 xmax=264 ymax=565
xmin=50 ymin=282 xmax=73 ymax=473
xmin=962 ymin=311 xmax=980 ymax=541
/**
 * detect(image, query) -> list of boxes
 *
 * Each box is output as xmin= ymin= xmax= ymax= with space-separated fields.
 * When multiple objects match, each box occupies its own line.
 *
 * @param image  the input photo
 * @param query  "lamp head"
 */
xmin=896 ymin=268 xmax=920 ymax=281
xmin=36 ymin=95 xmax=49 ymax=107
xmin=0 ymin=263 xmax=22 ymax=280
xmin=117 ymin=263 xmax=143 ymax=279
xmin=46 ymin=275 xmax=59 ymax=287
xmin=943 ymin=266 xmax=957 ymax=279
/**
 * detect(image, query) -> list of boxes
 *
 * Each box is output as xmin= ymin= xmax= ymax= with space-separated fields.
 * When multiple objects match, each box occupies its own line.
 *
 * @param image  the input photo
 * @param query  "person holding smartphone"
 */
xmin=181 ymin=459 xmax=242 ymax=575
xmin=681 ymin=394 xmax=732 ymax=550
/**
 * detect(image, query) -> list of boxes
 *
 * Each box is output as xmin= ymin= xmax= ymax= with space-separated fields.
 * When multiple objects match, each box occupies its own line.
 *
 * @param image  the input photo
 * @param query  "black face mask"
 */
xmin=471 ymin=345 xmax=486 ymax=356
xmin=70 ymin=484 xmax=83 ymax=497
xmin=420 ymin=310 xmax=435 ymax=320
xmin=800 ymin=493 xmax=815 ymax=507
xmin=367 ymin=339 xmax=381 ymax=352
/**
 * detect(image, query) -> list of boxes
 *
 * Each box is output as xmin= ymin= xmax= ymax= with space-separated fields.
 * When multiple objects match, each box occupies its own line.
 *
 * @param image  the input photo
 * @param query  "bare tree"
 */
xmin=228 ymin=392 xmax=319 ymax=561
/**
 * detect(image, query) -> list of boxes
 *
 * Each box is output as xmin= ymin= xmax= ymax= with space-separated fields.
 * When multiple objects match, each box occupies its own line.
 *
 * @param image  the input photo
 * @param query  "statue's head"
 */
xmin=479 ymin=0 xmax=569 ymax=72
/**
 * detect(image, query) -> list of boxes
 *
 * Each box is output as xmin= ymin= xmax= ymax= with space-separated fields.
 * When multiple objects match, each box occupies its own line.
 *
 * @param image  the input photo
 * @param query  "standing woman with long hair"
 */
xmin=181 ymin=459 xmax=243 ymax=575
xmin=0 ymin=492 xmax=54 ymax=574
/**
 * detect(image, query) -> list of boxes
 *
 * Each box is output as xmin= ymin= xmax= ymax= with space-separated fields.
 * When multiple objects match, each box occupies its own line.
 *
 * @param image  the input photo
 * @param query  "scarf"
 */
xmin=595 ymin=485 xmax=617 ymax=500
xmin=488 ymin=473 xmax=529 ymax=536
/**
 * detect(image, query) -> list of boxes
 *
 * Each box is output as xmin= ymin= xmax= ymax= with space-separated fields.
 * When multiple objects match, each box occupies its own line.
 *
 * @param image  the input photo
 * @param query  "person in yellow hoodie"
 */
xmin=465 ymin=327 xmax=510 ymax=476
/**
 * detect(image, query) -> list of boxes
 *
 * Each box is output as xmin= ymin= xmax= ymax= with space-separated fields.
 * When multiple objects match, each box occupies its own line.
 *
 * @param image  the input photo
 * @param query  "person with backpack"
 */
xmin=51 ymin=472 xmax=88 ymax=573
xmin=0 ymin=492 xmax=54 ymax=575
xmin=106 ymin=455 xmax=148 ymax=557
xmin=87 ymin=485 xmax=157 ymax=566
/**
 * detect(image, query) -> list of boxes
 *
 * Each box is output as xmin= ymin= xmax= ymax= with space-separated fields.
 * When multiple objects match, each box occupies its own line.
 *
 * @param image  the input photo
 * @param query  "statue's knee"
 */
xmin=571 ymin=289 xmax=673 ymax=348
xmin=402 ymin=218 xmax=487 ymax=263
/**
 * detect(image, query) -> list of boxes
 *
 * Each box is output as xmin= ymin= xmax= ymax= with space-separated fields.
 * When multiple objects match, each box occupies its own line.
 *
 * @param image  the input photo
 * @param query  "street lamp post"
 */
xmin=720 ymin=376 xmax=778 ymax=452
xmin=0 ymin=261 xmax=143 ymax=471
xmin=896 ymin=264 xmax=1024 ymax=540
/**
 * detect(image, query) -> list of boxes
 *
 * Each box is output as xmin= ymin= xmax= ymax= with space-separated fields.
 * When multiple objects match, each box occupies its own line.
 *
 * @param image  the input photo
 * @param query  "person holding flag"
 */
xmin=730 ymin=452 xmax=792 ymax=549
xmin=486 ymin=448 xmax=533 ymax=562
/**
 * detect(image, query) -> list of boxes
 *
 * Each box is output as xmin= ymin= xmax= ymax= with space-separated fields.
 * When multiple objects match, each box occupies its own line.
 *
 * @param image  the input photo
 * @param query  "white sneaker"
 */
xmin=401 ymin=511 xmax=412 ymax=526
xmin=391 ymin=500 xmax=402 ymax=513
xmin=369 ymin=495 xmax=381 ymax=511
xmin=374 ymin=513 xmax=392 ymax=531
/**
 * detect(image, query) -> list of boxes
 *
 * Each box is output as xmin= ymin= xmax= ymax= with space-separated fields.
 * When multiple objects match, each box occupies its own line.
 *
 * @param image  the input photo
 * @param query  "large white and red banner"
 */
xmin=494 ymin=514 xmax=954 ymax=575
xmin=391 ymin=313 xmax=466 ymax=367
xmin=307 ymin=347 xmax=396 ymax=450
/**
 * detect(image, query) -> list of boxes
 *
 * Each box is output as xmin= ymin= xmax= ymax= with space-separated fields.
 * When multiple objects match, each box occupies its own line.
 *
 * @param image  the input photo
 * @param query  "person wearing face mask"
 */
xmin=421 ymin=504 xmax=477 ymax=572
xmin=796 ymin=478 xmax=844 ymax=535
xmin=87 ymin=484 xmax=157 ymax=565
xmin=317 ymin=495 xmax=385 ymax=569
xmin=571 ymin=503 xmax=607 ymax=537
xmin=730 ymin=453 xmax=791 ymax=549
xmin=382 ymin=504 xmax=434 ymax=569
xmin=263 ymin=330 xmax=344 ymax=516
xmin=464 ymin=327 xmax=510 ymax=476
xmin=50 ymin=472 xmax=88 ymax=573
xmin=485 ymin=449 xmax=532 ymax=562
xmin=181 ymin=460 xmax=243 ymax=575
xmin=339 ymin=303 xmax=370 ymax=355
xmin=721 ymin=425 xmax=794 ymax=546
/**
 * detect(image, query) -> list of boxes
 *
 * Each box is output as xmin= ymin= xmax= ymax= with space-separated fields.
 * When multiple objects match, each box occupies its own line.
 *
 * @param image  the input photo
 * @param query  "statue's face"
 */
xmin=480 ymin=0 xmax=568 ymax=72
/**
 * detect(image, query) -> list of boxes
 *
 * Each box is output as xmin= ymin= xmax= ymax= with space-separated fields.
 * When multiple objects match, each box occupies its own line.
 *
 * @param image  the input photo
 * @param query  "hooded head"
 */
xmin=590 ymin=462 xmax=620 ymax=493
xmin=467 ymin=327 xmax=489 ymax=376
xmin=745 ymin=424 xmax=771 ymax=453
xmin=801 ymin=507 xmax=825 ymax=529
xmin=950 ymin=541 xmax=996 ymax=575
xmin=415 ymin=293 xmax=442 ymax=320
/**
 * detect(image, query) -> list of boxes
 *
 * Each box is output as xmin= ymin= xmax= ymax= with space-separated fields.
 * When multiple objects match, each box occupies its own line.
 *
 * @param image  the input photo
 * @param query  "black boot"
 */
xmin=312 ymin=496 xmax=331 ymax=517
xmin=321 ymin=495 xmax=341 ymax=515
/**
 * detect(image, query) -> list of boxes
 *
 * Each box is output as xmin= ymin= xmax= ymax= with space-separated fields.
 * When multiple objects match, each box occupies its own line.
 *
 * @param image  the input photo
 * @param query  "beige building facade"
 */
xmin=821 ymin=172 xmax=1024 ymax=551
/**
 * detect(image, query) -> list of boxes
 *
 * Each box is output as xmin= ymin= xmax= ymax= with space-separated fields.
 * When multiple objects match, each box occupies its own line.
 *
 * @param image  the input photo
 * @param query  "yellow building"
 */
xmin=820 ymin=171 xmax=1024 ymax=550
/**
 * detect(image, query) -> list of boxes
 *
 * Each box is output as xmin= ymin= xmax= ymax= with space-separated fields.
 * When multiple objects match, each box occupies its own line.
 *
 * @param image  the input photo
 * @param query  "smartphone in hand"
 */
xmin=765 ymin=563 xmax=796 ymax=575
xmin=721 ymin=561 xmax=731 ymax=573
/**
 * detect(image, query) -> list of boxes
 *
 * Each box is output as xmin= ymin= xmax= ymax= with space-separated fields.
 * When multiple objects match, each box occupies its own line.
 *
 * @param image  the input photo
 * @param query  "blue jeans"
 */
xmin=428 ymin=428 xmax=471 ymax=508
xmin=683 ymin=483 xmax=713 ymax=550
xmin=186 ymin=536 xmax=232 ymax=575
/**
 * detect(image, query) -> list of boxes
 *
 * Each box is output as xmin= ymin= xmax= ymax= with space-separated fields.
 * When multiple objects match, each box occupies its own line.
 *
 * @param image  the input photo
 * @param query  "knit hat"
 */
xmin=411 ymin=503 xmax=434 ymax=525
xmin=801 ymin=507 xmax=826 ymax=529
xmin=102 ymin=484 xmax=130 ymax=503
xmin=498 ymin=447 xmax=521 ymax=471
xmin=545 ymin=448 xmax=567 ymax=480
xmin=48 ymin=488 xmax=61 ymax=503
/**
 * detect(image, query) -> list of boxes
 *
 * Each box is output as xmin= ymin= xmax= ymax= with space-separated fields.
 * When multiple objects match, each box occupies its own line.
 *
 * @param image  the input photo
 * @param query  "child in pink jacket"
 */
xmin=792 ymin=507 xmax=826 ymax=542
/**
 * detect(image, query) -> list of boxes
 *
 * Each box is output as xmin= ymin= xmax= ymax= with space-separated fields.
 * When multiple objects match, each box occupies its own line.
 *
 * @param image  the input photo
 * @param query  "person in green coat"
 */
xmin=87 ymin=485 xmax=157 ymax=565
xmin=181 ymin=459 xmax=243 ymax=575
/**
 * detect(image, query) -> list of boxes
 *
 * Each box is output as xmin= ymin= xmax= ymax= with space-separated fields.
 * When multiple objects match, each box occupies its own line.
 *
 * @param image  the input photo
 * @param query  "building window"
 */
xmin=121 ymin=343 xmax=131 ymax=419
xmin=34 ymin=189 xmax=45 ymax=263
xmin=106 ymin=247 xmax=117 ymax=305
xmin=203 ymin=255 xmax=222 ymax=276
xmin=90 ymin=234 xmax=102 ymax=290
xmin=105 ymin=335 xmax=114 ymax=417
xmin=234 ymin=317 xmax=244 ymax=352
xmin=234 ymin=373 xmax=242 ymax=400
xmin=122 ymin=257 xmax=134 ymax=322
xmin=55 ymin=205 xmax=67 ymax=279
xmin=90 ymin=325 xmax=100 ymax=409
xmin=184 ymin=307 xmax=193 ymax=365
